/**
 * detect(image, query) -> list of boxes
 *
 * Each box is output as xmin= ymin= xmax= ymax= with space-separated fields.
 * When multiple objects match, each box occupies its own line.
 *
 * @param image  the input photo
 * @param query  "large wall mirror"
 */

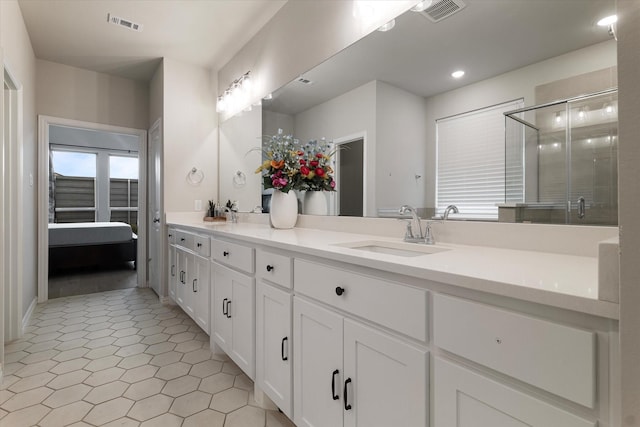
xmin=221 ymin=0 xmax=618 ymax=225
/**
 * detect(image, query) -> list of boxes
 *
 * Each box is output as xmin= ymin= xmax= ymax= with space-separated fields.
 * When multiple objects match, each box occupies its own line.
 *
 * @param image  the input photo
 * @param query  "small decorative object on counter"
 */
xmin=299 ymin=137 xmax=336 ymax=215
xmin=270 ymin=189 xmax=298 ymax=228
xmin=204 ymin=200 xmax=227 ymax=222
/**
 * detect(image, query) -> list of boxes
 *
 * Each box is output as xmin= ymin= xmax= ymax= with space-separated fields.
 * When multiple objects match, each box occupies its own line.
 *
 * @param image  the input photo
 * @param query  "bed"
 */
xmin=48 ymin=222 xmax=137 ymax=273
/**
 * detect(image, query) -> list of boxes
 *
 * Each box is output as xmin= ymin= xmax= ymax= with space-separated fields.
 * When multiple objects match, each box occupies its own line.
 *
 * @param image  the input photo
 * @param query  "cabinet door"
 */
xmin=176 ymin=249 xmax=188 ymax=308
xmin=256 ymin=281 xmax=292 ymax=417
xmin=343 ymin=319 xmax=428 ymax=427
xmin=193 ymin=255 xmax=211 ymax=334
xmin=168 ymin=244 xmax=177 ymax=301
xmin=183 ymin=253 xmax=196 ymax=318
xmin=433 ymin=357 xmax=596 ymax=427
xmin=212 ymin=263 xmax=233 ymax=353
xmin=293 ymin=297 xmax=343 ymax=427
xmin=230 ymin=267 xmax=256 ymax=380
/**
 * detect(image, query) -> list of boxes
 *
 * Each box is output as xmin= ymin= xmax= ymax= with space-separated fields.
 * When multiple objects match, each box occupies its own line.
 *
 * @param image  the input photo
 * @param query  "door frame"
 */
xmin=148 ymin=118 xmax=164 ymax=299
xmin=333 ymin=132 xmax=367 ymax=216
xmin=37 ymin=115 xmax=148 ymax=303
xmin=3 ymin=61 xmax=24 ymax=343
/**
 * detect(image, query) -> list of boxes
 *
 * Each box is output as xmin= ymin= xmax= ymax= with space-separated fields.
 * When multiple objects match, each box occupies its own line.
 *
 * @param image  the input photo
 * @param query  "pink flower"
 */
xmin=330 ymin=180 xmax=336 ymax=188
xmin=271 ymin=175 xmax=288 ymax=188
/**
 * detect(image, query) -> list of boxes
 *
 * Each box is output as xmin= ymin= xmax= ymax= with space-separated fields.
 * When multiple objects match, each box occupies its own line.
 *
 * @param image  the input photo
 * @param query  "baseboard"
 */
xmin=22 ymin=297 xmax=37 ymax=334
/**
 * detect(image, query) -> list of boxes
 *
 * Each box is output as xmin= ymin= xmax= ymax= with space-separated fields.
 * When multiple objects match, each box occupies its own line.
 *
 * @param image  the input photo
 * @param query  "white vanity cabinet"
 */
xmin=211 ymin=237 xmax=256 ymax=379
xmin=168 ymin=227 xmax=211 ymax=334
xmin=293 ymin=258 xmax=429 ymax=427
xmin=255 ymin=248 xmax=294 ymax=418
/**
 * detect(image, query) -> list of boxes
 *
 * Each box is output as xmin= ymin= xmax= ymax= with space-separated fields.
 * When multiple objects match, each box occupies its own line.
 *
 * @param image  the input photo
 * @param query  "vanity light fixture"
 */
xmin=377 ymin=19 xmax=396 ymax=32
xmin=263 ymin=93 xmax=273 ymax=100
xmin=451 ymin=70 xmax=465 ymax=79
xmin=216 ymin=71 xmax=252 ymax=113
xmin=411 ymin=0 xmax=434 ymax=12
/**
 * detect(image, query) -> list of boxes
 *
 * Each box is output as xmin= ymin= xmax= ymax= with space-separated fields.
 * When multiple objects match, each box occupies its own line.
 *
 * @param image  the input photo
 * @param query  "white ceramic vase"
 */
xmin=303 ymin=191 xmax=328 ymax=215
xmin=270 ymin=190 xmax=298 ymax=229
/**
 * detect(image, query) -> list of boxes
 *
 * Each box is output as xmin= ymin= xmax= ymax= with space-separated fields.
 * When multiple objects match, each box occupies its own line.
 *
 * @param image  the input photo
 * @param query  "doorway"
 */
xmin=334 ymin=137 xmax=364 ymax=216
xmin=38 ymin=116 xmax=147 ymax=303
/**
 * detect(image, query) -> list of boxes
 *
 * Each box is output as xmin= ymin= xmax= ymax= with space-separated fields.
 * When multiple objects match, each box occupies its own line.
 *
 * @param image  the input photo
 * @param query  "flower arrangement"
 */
xmin=255 ymin=129 xmax=336 ymax=193
xmin=297 ymin=138 xmax=336 ymax=192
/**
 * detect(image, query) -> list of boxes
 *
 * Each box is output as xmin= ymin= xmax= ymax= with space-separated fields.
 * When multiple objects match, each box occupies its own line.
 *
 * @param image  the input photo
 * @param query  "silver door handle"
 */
xmin=577 ymin=196 xmax=585 ymax=219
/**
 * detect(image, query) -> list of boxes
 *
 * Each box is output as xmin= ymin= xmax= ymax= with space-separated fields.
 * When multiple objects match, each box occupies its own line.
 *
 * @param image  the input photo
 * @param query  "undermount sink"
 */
xmin=333 ymin=240 xmax=450 ymax=257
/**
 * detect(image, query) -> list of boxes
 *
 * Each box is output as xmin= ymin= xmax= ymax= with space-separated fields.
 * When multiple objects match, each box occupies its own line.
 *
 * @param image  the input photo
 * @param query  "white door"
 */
xmin=293 ymin=297 xmax=343 ymax=427
xmin=212 ymin=263 xmax=234 ymax=353
xmin=193 ymin=254 xmax=210 ymax=333
xmin=230 ymin=269 xmax=255 ymax=380
xmin=256 ymin=281 xmax=292 ymax=417
xmin=343 ymin=319 xmax=428 ymax=427
xmin=183 ymin=253 xmax=196 ymax=318
xmin=176 ymin=249 xmax=188 ymax=308
xmin=148 ymin=119 xmax=162 ymax=295
xmin=167 ymin=243 xmax=177 ymax=302
xmin=433 ymin=357 xmax=596 ymax=427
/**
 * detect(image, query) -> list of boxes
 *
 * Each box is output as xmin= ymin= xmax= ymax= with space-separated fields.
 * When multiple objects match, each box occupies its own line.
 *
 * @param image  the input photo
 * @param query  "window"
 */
xmin=51 ymin=150 xmax=97 ymax=223
xmin=109 ymin=155 xmax=139 ymax=229
xmin=436 ymin=99 xmax=524 ymax=220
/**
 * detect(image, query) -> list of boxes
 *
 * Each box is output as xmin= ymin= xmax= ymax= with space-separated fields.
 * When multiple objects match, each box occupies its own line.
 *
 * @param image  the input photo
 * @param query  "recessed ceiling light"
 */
xmin=410 ymin=0 xmax=433 ymax=12
xmin=377 ymin=19 xmax=396 ymax=32
xmin=597 ymin=15 xmax=617 ymax=26
xmin=451 ymin=70 xmax=465 ymax=79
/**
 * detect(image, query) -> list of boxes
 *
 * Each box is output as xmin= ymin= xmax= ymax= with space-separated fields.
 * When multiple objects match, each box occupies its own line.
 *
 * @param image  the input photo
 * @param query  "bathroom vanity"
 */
xmin=167 ymin=218 xmax=619 ymax=427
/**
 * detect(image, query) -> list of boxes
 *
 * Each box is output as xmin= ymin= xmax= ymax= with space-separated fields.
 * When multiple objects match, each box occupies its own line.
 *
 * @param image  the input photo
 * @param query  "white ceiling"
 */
xmin=18 ymin=0 xmax=287 ymax=81
xmin=265 ymin=0 xmax=616 ymax=115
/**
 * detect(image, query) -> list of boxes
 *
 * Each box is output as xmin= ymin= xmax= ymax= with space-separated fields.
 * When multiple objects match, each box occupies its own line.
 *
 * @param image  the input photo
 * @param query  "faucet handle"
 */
xmin=398 ymin=218 xmax=415 ymax=240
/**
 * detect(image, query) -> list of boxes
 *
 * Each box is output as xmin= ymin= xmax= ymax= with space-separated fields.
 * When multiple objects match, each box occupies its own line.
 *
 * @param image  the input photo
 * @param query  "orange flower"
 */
xmin=270 ymin=159 xmax=285 ymax=169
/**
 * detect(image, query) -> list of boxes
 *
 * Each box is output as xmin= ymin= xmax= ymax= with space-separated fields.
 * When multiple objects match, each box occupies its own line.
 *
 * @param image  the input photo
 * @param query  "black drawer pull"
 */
xmin=193 ymin=279 xmax=197 ymax=292
xmin=331 ymin=369 xmax=339 ymax=400
xmin=335 ymin=286 xmax=345 ymax=296
xmin=344 ymin=378 xmax=352 ymax=410
xmin=197 ymin=243 xmax=202 ymax=248
xmin=180 ymin=237 xmax=185 ymax=242
xmin=222 ymin=298 xmax=228 ymax=316
xmin=226 ymin=301 xmax=232 ymax=318
xmin=171 ymin=265 xmax=175 ymax=277
xmin=281 ymin=337 xmax=288 ymax=361
xmin=266 ymin=265 xmax=274 ymax=272
xmin=223 ymin=251 xmax=229 ymax=257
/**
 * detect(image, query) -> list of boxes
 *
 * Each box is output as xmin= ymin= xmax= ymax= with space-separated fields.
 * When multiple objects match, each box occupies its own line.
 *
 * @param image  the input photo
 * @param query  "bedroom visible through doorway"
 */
xmin=40 ymin=120 xmax=147 ymax=300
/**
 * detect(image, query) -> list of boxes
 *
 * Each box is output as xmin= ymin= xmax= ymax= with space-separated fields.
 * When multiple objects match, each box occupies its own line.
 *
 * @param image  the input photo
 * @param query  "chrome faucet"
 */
xmin=443 ymin=205 xmax=459 ymax=220
xmin=399 ymin=205 xmax=435 ymax=245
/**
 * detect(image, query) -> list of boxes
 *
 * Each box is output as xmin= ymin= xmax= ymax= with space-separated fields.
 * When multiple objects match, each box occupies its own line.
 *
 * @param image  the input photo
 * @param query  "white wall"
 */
xmin=617 ymin=0 xmax=640 ymax=422
xmin=376 ymin=81 xmax=428 ymax=212
xmin=219 ymin=106 xmax=262 ymax=212
xmin=36 ymin=59 xmax=149 ymax=130
xmin=1 ymin=0 xmax=37 ymax=321
xmin=218 ymin=0 xmax=416 ymax=107
xmin=263 ymin=109 xmax=293 ymax=137
xmin=294 ymin=81 xmax=377 ymax=216
xmin=423 ymin=40 xmax=617 ymax=206
xmin=162 ymin=58 xmax=218 ymax=213
xmin=149 ymin=61 xmax=164 ymax=128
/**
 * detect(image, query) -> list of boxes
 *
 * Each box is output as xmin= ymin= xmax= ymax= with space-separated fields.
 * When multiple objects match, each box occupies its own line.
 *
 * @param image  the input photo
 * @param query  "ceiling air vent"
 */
xmin=420 ymin=0 xmax=466 ymax=23
xmin=297 ymin=77 xmax=313 ymax=85
xmin=107 ymin=13 xmax=143 ymax=32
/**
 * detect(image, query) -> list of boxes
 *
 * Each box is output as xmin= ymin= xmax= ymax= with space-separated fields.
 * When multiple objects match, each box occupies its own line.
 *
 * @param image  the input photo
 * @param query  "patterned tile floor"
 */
xmin=0 ymin=288 xmax=295 ymax=427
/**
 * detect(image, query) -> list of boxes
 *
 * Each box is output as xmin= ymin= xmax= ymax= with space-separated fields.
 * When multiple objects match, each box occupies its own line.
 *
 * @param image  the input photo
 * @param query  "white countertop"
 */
xmin=168 ymin=220 xmax=619 ymax=320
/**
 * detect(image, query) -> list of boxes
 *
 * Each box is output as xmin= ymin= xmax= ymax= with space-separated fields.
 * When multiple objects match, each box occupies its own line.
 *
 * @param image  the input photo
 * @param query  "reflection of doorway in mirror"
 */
xmin=334 ymin=136 xmax=364 ymax=217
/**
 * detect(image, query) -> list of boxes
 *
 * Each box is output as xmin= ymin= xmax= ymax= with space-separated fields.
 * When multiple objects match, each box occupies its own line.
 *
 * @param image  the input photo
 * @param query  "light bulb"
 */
xmin=451 ymin=70 xmax=465 ymax=79
xmin=377 ymin=19 xmax=395 ymax=32
xmin=411 ymin=0 xmax=433 ymax=12
xmin=597 ymin=15 xmax=617 ymax=26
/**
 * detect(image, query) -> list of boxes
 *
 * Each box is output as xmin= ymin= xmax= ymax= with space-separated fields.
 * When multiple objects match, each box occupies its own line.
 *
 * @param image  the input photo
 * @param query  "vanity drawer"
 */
xmin=167 ymin=228 xmax=177 ymax=245
xmin=175 ymin=230 xmax=195 ymax=251
xmin=256 ymin=249 xmax=292 ymax=289
xmin=432 ymin=293 xmax=595 ymax=408
xmin=211 ymin=238 xmax=255 ymax=274
xmin=294 ymin=259 xmax=427 ymax=341
xmin=194 ymin=234 xmax=211 ymax=257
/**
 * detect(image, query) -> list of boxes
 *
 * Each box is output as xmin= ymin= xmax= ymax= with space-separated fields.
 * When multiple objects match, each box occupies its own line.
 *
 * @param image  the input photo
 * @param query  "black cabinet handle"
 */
xmin=226 ymin=301 xmax=232 ymax=318
xmin=344 ymin=378 xmax=352 ymax=410
xmin=335 ymin=286 xmax=345 ymax=296
xmin=331 ymin=369 xmax=340 ymax=400
xmin=171 ymin=265 xmax=175 ymax=277
xmin=266 ymin=265 xmax=274 ymax=272
xmin=180 ymin=237 xmax=185 ymax=242
xmin=197 ymin=243 xmax=202 ymax=248
xmin=222 ymin=298 xmax=228 ymax=316
xmin=223 ymin=251 xmax=229 ymax=257
xmin=281 ymin=337 xmax=288 ymax=361
xmin=193 ymin=279 xmax=197 ymax=292
xmin=168 ymin=234 xmax=173 ymax=238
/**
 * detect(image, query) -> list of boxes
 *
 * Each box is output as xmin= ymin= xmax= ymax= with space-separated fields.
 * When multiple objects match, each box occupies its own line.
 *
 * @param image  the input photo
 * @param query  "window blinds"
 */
xmin=436 ymin=99 xmax=524 ymax=220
